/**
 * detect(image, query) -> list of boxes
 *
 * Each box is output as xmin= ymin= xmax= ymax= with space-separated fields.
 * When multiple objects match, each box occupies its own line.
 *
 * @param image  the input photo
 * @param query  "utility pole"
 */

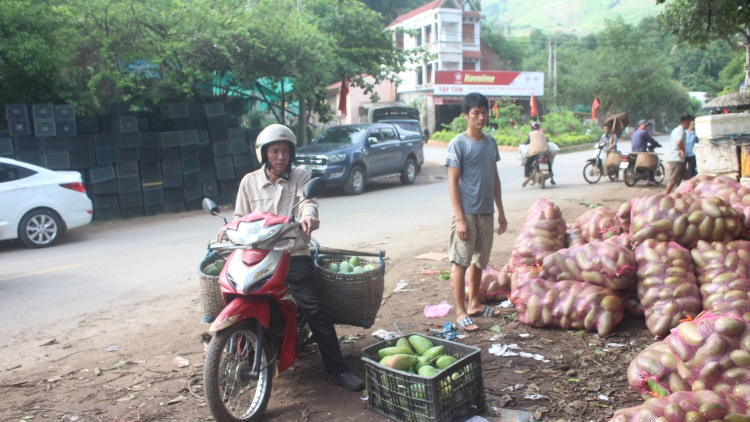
xmin=547 ymin=38 xmax=552 ymax=92
xmin=553 ymin=40 xmax=557 ymax=110
xmin=296 ymin=0 xmax=308 ymax=146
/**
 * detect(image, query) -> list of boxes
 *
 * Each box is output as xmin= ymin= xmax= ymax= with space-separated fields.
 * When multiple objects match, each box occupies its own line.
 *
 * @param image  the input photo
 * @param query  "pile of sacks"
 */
xmin=505 ymin=175 xmax=750 ymax=339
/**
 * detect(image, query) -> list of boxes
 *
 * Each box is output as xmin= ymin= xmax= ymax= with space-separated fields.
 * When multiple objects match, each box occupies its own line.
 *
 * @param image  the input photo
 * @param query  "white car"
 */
xmin=0 ymin=157 xmax=93 ymax=248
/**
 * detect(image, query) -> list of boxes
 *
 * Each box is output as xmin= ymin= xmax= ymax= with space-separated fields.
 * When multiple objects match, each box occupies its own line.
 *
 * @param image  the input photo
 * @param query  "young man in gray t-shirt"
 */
xmin=444 ymin=92 xmax=508 ymax=331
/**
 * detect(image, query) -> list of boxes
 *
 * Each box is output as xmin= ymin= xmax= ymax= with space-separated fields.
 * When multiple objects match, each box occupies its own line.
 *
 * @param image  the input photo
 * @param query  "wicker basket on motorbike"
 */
xmin=606 ymin=151 xmax=623 ymax=169
xmin=635 ymin=152 xmax=659 ymax=171
xmin=315 ymin=253 xmax=385 ymax=328
xmin=198 ymin=250 xmax=230 ymax=323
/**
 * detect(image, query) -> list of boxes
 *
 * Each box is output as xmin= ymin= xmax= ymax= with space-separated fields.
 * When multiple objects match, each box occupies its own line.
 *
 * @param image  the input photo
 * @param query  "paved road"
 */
xmin=0 ymin=136 xmax=669 ymax=338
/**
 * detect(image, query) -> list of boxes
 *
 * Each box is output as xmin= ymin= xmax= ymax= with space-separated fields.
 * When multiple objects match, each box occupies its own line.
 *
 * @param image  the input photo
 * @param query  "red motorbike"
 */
xmin=201 ymin=178 xmax=326 ymax=422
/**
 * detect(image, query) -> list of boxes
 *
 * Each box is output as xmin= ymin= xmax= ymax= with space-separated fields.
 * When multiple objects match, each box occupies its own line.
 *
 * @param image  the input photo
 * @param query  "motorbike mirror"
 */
xmin=302 ymin=177 xmax=326 ymax=199
xmin=202 ymin=198 xmax=227 ymax=224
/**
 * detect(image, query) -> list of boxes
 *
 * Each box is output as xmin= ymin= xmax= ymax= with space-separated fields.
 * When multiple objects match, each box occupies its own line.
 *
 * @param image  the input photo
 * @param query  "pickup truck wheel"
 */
xmin=343 ymin=165 xmax=365 ymax=195
xmin=400 ymin=158 xmax=417 ymax=185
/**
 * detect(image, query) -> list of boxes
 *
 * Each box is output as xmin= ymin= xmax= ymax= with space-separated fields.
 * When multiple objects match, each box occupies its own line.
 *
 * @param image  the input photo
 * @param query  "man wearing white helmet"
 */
xmin=232 ymin=124 xmax=365 ymax=391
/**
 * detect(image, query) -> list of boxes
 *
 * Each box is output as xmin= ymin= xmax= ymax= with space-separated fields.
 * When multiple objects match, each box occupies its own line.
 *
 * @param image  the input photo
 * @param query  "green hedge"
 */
xmin=429 ymin=129 xmax=595 ymax=147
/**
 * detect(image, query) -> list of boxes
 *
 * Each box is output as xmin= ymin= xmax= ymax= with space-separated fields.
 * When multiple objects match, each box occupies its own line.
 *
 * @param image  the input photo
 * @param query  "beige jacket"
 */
xmin=233 ymin=166 xmax=318 ymax=256
xmin=526 ymin=130 xmax=550 ymax=157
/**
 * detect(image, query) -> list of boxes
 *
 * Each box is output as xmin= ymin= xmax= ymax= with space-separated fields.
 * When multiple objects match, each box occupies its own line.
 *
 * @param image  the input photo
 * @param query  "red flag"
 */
xmin=492 ymin=101 xmax=499 ymax=119
xmin=338 ymin=77 xmax=348 ymax=117
xmin=529 ymin=94 xmax=538 ymax=118
xmin=592 ymin=97 xmax=600 ymax=121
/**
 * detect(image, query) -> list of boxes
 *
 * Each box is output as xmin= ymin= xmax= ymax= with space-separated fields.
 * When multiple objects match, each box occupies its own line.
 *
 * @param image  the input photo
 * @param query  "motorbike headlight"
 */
xmin=328 ymin=153 xmax=346 ymax=163
xmin=258 ymin=224 xmax=282 ymax=241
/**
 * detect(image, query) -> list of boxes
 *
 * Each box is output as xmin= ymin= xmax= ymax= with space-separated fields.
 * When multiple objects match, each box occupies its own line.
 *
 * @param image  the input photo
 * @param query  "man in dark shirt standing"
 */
xmin=631 ymin=119 xmax=662 ymax=186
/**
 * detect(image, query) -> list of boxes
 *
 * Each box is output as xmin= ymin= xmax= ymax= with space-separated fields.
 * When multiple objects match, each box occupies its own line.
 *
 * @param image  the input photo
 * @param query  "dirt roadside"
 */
xmin=0 ymin=173 xmax=662 ymax=422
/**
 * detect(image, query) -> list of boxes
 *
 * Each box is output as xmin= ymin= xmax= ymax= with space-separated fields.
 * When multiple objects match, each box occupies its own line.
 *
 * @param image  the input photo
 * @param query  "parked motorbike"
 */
xmin=527 ymin=154 xmax=551 ymax=189
xmin=622 ymin=146 xmax=666 ymax=187
xmin=202 ymin=178 xmax=327 ymax=422
xmin=583 ymin=141 xmax=620 ymax=184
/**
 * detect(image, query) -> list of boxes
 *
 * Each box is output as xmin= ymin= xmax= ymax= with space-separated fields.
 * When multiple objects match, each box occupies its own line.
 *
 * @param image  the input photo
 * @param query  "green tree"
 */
xmin=357 ymin=0 xmax=426 ymax=25
xmin=658 ymin=0 xmax=749 ymax=93
xmin=481 ymin=23 xmax=524 ymax=70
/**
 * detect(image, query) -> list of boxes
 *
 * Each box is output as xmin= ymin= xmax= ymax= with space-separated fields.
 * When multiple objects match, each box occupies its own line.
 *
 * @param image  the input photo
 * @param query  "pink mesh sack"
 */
xmin=572 ymin=206 xmax=624 ymax=243
xmin=635 ymin=240 xmax=702 ymax=337
xmin=459 ymin=264 xmax=508 ymax=303
xmin=692 ymin=240 xmax=750 ymax=285
xmin=509 ymin=265 xmax=542 ymax=303
xmin=604 ymin=233 xmax=633 ymax=250
xmin=510 ymin=199 xmax=566 ymax=268
xmin=625 ymin=292 xmax=644 ymax=318
xmin=565 ymin=227 xmax=585 ymax=248
xmin=700 ymin=277 xmax=750 ymax=322
xmin=611 ymin=390 xmax=750 ymax=421
xmin=538 ymin=241 xmax=637 ymax=290
xmin=515 ymin=278 xmax=628 ymax=337
xmin=616 ymin=200 xmax=633 ymax=233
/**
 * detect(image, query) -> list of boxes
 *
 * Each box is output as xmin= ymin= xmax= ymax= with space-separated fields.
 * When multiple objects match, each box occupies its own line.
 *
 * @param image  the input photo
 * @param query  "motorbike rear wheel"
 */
xmin=624 ymin=167 xmax=637 ymax=187
xmin=583 ymin=162 xmax=602 ymax=184
xmin=205 ymin=320 xmax=273 ymax=422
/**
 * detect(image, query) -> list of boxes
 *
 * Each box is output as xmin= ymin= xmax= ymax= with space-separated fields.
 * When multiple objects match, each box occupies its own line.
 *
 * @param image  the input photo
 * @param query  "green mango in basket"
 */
xmin=418 ymin=365 xmax=440 ymax=378
xmin=204 ymin=264 xmax=220 ymax=276
xmin=328 ymin=263 xmax=340 ymax=273
xmin=349 ymin=256 xmax=360 ymax=267
xmin=364 ymin=264 xmax=375 ymax=271
xmin=353 ymin=266 xmax=366 ymax=274
xmin=214 ymin=259 xmax=226 ymax=270
xmin=340 ymin=262 xmax=354 ymax=273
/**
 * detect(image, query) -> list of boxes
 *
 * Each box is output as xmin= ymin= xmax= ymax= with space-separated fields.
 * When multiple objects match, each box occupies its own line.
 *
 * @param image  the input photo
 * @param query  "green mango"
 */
xmin=418 ymin=365 xmax=440 ymax=378
xmin=378 ymin=346 xmax=416 ymax=358
xmin=384 ymin=354 xmax=419 ymax=371
xmin=408 ymin=336 xmax=434 ymax=356
xmin=422 ymin=346 xmax=445 ymax=360
xmin=203 ymin=264 xmax=220 ymax=276
xmin=349 ymin=256 xmax=360 ymax=267
xmin=414 ymin=356 xmax=430 ymax=371
xmin=396 ymin=337 xmax=414 ymax=352
xmin=214 ymin=259 xmax=226 ymax=270
xmin=353 ymin=266 xmax=367 ymax=274
xmin=328 ymin=263 xmax=339 ymax=273
xmin=364 ymin=264 xmax=375 ymax=271
xmin=340 ymin=262 xmax=354 ymax=273
xmin=436 ymin=356 xmax=457 ymax=370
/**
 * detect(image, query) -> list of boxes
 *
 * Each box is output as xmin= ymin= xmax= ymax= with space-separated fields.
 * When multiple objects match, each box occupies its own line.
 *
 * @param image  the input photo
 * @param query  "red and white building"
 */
xmin=388 ymin=0 xmax=544 ymax=133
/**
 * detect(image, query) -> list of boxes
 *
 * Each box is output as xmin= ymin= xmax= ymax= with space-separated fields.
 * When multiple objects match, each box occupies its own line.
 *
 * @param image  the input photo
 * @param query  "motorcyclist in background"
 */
xmin=522 ymin=122 xmax=555 ymax=187
xmin=601 ymin=124 xmax=619 ymax=151
xmin=631 ymin=119 xmax=662 ymax=186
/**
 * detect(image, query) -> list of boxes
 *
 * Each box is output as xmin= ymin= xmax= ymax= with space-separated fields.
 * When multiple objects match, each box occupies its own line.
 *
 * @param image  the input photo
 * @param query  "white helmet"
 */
xmin=255 ymin=124 xmax=297 ymax=167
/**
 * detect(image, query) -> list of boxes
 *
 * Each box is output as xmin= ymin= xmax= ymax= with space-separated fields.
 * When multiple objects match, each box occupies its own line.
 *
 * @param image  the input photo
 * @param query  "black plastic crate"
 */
xmin=94 ymin=208 xmax=121 ymax=221
xmin=182 ymin=157 xmax=200 ymax=174
xmin=96 ymin=148 xmax=121 ymax=165
xmin=141 ymin=147 xmax=162 ymax=162
xmin=32 ymin=104 xmax=55 ymax=120
xmin=181 ymin=143 xmax=199 ymax=159
xmin=0 ymin=138 xmax=13 ymax=156
xmin=165 ymin=202 xmax=186 ymax=213
xmin=144 ymin=203 xmax=167 ymax=216
xmin=15 ymin=153 xmax=44 ymax=167
xmin=233 ymin=153 xmax=251 ymax=168
xmin=140 ymin=132 xmax=160 ymax=147
xmin=200 ymin=156 xmax=216 ymax=171
xmin=162 ymin=159 xmax=182 ymax=175
xmin=116 ymin=161 xmax=139 ymax=177
xmin=235 ymin=165 xmax=253 ymax=178
xmin=199 ymin=144 xmax=214 ymax=158
xmin=141 ymin=178 xmax=163 ymax=191
xmin=219 ymin=192 xmax=237 ymax=206
xmin=117 ymin=175 xmax=141 ymax=194
xmin=137 ymin=118 xmax=149 ymax=132
xmin=88 ymin=179 xmax=118 ymax=194
xmin=197 ymin=130 xmax=210 ymax=145
xmin=201 ymin=169 xmax=217 ymax=182
xmin=215 ymin=162 xmax=236 ymax=181
xmin=362 ymin=334 xmax=485 ymax=422
xmin=55 ymin=120 xmax=77 ymax=137
xmin=168 ymin=102 xmax=190 ymax=119
xmin=6 ymin=104 xmax=29 ymax=121
xmin=228 ymin=127 xmax=245 ymax=142
xmin=34 ymin=120 xmax=56 ymax=137
xmin=162 ymin=173 xmax=183 ymax=188
xmin=207 ymin=115 xmax=228 ymax=132
xmin=88 ymin=165 xmax=116 ymax=183
xmin=191 ymin=118 xmax=208 ymax=131
xmin=118 ymin=132 xmax=140 ymax=148
xmin=161 ymin=146 xmax=181 ymax=161
xmin=43 ymin=137 xmax=67 ymax=152
xmin=14 ymin=137 xmax=43 ymax=153
xmin=245 ymin=128 xmax=261 ymax=144
xmin=92 ymin=193 xmax=119 ymax=209
xmin=183 ymin=184 xmax=203 ymax=201
xmin=218 ymin=179 xmax=239 ymax=193
xmin=113 ymin=116 xmax=138 ymax=133
xmin=203 ymin=182 xmax=218 ymax=197
xmin=204 ymin=102 xmax=225 ymax=118
xmin=183 ymin=171 xmax=202 ymax=187
xmin=120 ymin=206 xmax=143 ymax=219
xmin=209 ymin=127 xmax=229 ymax=143
xmin=77 ymin=116 xmax=99 ymax=134
xmin=139 ymin=161 xmax=161 ymax=177
xmin=160 ymin=132 xmax=181 ymax=148
xmin=171 ymin=117 xmax=192 ymax=131
xmin=94 ymin=133 xmax=119 ymax=150
xmin=230 ymin=139 xmax=248 ymax=155
xmin=185 ymin=199 xmax=203 ymax=211
xmin=148 ymin=121 xmax=173 ymax=132
xmin=68 ymin=135 xmax=94 ymax=151
xmin=110 ymin=103 xmax=133 ymax=118
xmin=70 ymin=151 xmax=96 ymax=168
xmin=164 ymin=188 xmax=184 ymax=203
xmin=99 ymin=116 xmax=112 ymax=133
xmin=119 ymin=146 xmax=140 ymax=162
xmin=119 ymin=191 xmax=143 ymax=207
xmin=180 ymin=129 xmax=199 ymax=145
xmin=189 ymin=104 xmax=206 ymax=118
xmin=143 ymin=188 xmax=165 ymax=205
xmin=8 ymin=120 xmax=32 ymax=137
xmin=226 ymin=109 xmax=241 ymax=128
xmin=44 ymin=152 xmax=70 ymax=169
xmin=54 ymin=105 xmax=76 ymax=120
xmin=212 ymin=141 xmax=231 ymax=157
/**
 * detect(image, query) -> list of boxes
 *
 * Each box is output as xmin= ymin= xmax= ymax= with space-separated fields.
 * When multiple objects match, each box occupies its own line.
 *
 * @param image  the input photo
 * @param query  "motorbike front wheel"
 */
xmin=624 ymin=167 xmax=638 ymax=187
xmin=654 ymin=163 xmax=666 ymax=184
xmin=583 ymin=162 xmax=602 ymax=184
xmin=205 ymin=320 xmax=274 ymax=422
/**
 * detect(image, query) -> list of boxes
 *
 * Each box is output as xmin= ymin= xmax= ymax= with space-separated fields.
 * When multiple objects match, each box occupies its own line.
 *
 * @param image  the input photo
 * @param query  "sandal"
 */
xmin=470 ymin=306 xmax=501 ymax=318
xmin=458 ymin=317 xmax=479 ymax=331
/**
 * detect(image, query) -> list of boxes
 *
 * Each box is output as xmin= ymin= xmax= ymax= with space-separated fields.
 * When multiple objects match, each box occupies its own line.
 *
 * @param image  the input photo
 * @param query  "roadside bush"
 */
xmin=430 ymin=130 xmax=459 ymax=142
xmin=542 ymin=109 xmax=585 ymax=137
xmin=442 ymin=116 xmax=468 ymax=133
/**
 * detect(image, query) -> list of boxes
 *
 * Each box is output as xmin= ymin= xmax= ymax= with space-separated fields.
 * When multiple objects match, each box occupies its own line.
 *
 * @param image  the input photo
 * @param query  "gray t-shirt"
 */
xmin=444 ymin=133 xmax=500 ymax=215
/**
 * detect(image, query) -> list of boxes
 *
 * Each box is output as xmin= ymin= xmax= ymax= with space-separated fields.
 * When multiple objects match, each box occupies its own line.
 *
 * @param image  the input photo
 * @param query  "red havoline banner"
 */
xmin=434 ymin=70 xmax=544 ymax=97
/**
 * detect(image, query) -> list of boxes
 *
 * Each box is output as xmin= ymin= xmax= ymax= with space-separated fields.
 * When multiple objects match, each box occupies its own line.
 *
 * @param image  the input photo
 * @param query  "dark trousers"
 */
xmin=686 ymin=156 xmax=697 ymax=177
xmin=524 ymin=154 xmax=553 ymax=178
xmin=286 ymin=255 xmax=347 ymax=375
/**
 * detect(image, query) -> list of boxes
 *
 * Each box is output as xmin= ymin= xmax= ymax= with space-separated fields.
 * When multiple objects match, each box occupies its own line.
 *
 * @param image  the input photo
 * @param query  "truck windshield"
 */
xmin=313 ymin=126 xmax=367 ymax=145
